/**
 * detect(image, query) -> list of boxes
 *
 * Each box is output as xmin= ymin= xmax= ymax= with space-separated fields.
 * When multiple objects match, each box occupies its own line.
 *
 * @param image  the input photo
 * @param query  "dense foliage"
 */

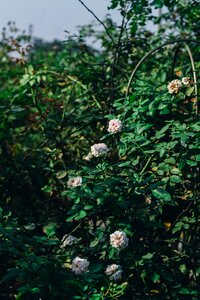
xmin=0 ymin=1 xmax=200 ymax=299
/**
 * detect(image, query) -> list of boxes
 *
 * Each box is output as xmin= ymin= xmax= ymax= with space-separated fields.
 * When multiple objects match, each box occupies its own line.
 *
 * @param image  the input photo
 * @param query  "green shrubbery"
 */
xmin=0 ymin=1 xmax=200 ymax=299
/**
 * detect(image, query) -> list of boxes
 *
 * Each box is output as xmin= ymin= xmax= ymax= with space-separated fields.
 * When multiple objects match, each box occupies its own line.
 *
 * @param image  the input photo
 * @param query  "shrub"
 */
xmin=0 ymin=1 xmax=200 ymax=299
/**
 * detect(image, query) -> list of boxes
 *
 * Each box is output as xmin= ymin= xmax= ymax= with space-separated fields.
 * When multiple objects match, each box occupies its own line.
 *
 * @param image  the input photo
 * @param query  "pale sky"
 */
xmin=0 ymin=0 xmax=122 ymax=41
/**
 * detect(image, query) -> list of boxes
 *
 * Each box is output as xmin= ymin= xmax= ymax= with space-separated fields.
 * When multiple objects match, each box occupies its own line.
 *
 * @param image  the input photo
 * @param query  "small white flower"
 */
xmin=61 ymin=235 xmax=78 ymax=248
xmin=110 ymin=230 xmax=129 ymax=249
xmin=182 ymin=77 xmax=192 ymax=86
xmin=167 ymin=79 xmax=182 ymax=94
xmin=105 ymin=264 xmax=121 ymax=276
xmin=90 ymin=143 xmax=109 ymax=157
xmin=67 ymin=176 xmax=82 ymax=188
xmin=71 ymin=256 xmax=89 ymax=275
xmin=108 ymin=119 xmax=122 ymax=133
xmin=110 ymin=270 xmax=123 ymax=281
xmin=105 ymin=264 xmax=123 ymax=281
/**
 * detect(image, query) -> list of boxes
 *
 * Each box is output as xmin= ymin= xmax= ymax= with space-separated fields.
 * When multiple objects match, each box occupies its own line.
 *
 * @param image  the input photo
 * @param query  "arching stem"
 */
xmin=126 ymin=39 xmax=200 ymax=117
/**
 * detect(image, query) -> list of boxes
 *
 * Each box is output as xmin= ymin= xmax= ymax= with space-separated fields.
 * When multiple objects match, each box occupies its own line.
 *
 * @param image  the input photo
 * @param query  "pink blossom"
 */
xmin=110 ymin=230 xmax=129 ymax=249
xmin=108 ymin=119 xmax=122 ymax=133
xmin=167 ymin=79 xmax=182 ymax=94
xmin=67 ymin=176 xmax=82 ymax=188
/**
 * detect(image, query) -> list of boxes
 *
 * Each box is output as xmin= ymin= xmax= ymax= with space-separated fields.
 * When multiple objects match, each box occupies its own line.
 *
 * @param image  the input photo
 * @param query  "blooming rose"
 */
xmin=182 ymin=77 xmax=192 ymax=86
xmin=61 ymin=235 xmax=78 ymax=248
xmin=110 ymin=230 xmax=129 ymax=249
xmin=67 ymin=176 xmax=82 ymax=188
xmin=71 ymin=257 xmax=89 ymax=275
xmin=167 ymin=79 xmax=182 ymax=94
xmin=108 ymin=119 xmax=122 ymax=133
xmin=105 ymin=264 xmax=121 ymax=276
xmin=105 ymin=264 xmax=122 ymax=281
xmin=90 ymin=143 xmax=109 ymax=157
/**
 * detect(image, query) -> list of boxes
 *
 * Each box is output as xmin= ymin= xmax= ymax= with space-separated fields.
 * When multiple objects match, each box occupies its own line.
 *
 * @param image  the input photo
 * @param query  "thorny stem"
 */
xmin=77 ymin=0 xmax=116 ymax=47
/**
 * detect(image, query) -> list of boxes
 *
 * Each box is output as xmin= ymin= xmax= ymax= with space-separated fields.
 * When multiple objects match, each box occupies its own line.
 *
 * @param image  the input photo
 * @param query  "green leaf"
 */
xmin=43 ymin=223 xmax=57 ymax=237
xmin=172 ymin=222 xmax=183 ymax=234
xmin=41 ymin=185 xmax=53 ymax=193
xmin=31 ymin=287 xmax=40 ymax=294
xmin=90 ymin=263 xmax=103 ymax=273
xmin=170 ymin=175 xmax=182 ymax=183
xmin=152 ymin=188 xmax=171 ymax=201
xmin=179 ymin=264 xmax=187 ymax=274
xmin=171 ymin=167 xmax=182 ymax=175
xmin=109 ymin=248 xmax=115 ymax=259
xmin=75 ymin=210 xmax=87 ymax=220
xmin=179 ymin=288 xmax=199 ymax=295
xmin=118 ymin=161 xmax=131 ymax=167
xmin=186 ymin=160 xmax=197 ymax=166
xmin=56 ymin=170 xmax=67 ymax=179
xmin=186 ymin=86 xmax=194 ymax=96
xmin=155 ymin=124 xmax=170 ymax=138
xmin=84 ymin=205 xmax=93 ymax=210
xmin=66 ymin=213 xmax=78 ymax=221
xmin=152 ymin=273 xmax=160 ymax=283
xmin=142 ymin=253 xmax=154 ymax=260
xmin=90 ymin=239 xmax=99 ymax=247
xmin=2 ymin=268 xmax=21 ymax=282
xmin=164 ymin=157 xmax=176 ymax=164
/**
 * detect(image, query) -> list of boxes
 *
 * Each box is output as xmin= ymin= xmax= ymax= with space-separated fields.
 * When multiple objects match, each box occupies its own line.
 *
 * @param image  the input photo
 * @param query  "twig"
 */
xmin=140 ymin=154 xmax=154 ymax=175
xmin=77 ymin=0 xmax=116 ymax=47
xmin=111 ymin=13 xmax=127 ymax=100
xmin=173 ymin=201 xmax=192 ymax=225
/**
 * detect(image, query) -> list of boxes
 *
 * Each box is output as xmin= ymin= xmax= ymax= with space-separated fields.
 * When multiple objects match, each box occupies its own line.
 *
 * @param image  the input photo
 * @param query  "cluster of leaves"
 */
xmin=0 ymin=1 xmax=200 ymax=299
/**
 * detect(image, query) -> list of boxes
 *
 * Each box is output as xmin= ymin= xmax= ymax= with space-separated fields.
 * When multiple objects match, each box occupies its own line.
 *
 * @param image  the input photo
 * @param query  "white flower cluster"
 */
xmin=83 ymin=143 xmax=109 ymax=161
xmin=67 ymin=176 xmax=82 ymax=188
xmin=167 ymin=79 xmax=182 ymax=94
xmin=71 ymin=256 xmax=89 ymax=275
xmin=168 ymin=77 xmax=193 ymax=94
xmin=83 ymin=118 xmax=122 ymax=160
xmin=107 ymin=119 xmax=122 ymax=134
xmin=105 ymin=264 xmax=122 ymax=281
xmin=90 ymin=143 xmax=109 ymax=157
xmin=61 ymin=234 xmax=78 ymax=248
xmin=110 ymin=230 xmax=129 ymax=249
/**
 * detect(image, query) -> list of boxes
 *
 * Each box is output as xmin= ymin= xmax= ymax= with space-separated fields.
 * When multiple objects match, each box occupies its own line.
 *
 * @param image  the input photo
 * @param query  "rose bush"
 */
xmin=0 ymin=1 xmax=200 ymax=299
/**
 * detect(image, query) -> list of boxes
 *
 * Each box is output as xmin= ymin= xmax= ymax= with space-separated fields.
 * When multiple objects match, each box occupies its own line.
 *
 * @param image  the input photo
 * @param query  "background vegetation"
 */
xmin=0 ymin=0 xmax=200 ymax=299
